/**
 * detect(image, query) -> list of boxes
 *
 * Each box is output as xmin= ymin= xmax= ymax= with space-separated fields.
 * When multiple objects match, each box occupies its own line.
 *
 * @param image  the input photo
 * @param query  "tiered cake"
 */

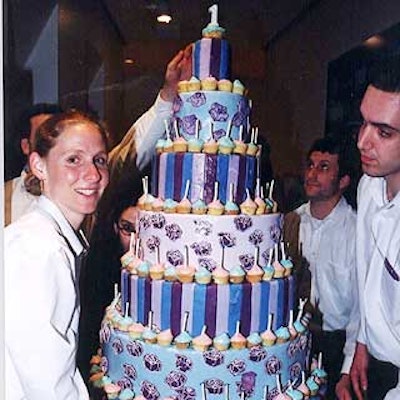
xmin=91 ymin=6 xmax=326 ymax=400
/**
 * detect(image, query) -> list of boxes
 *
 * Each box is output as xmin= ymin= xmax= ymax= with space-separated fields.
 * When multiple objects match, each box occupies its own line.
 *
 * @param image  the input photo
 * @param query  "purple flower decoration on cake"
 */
xmin=99 ymin=322 xmax=111 ymax=344
xmin=118 ymin=377 xmax=133 ymax=390
xmin=204 ymin=378 xmax=225 ymax=394
xmin=151 ymin=213 xmax=166 ymax=229
xmin=265 ymin=355 xmax=282 ymax=375
xmin=232 ymin=111 xmax=246 ymax=127
xmin=167 ymin=249 xmax=184 ymax=267
xmin=141 ymin=381 xmax=160 ymax=400
xmin=209 ymin=102 xmax=229 ymax=122
xmin=144 ymin=353 xmax=162 ymax=372
xmin=270 ymin=224 xmax=282 ymax=243
xmin=288 ymin=340 xmax=298 ymax=357
xmin=239 ymin=254 xmax=255 ymax=271
xmin=299 ymin=334 xmax=309 ymax=350
xmin=238 ymin=98 xmax=250 ymax=115
xmin=249 ymin=345 xmax=267 ymax=362
xmin=218 ymin=232 xmax=236 ymax=248
xmin=100 ymin=356 xmax=108 ymax=373
xmin=165 ymin=370 xmax=187 ymax=390
xmin=191 ymin=241 xmax=212 ymax=256
xmin=289 ymin=361 xmax=302 ymax=381
xmin=237 ymin=371 xmax=257 ymax=397
xmin=126 ymin=340 xmax=144 ymax=357
xmin=261 ymin=247 xmax=273 ymax=265
xmin=267 ymin=387 xmax=280 ymax=400
xmin=203 ymin=349 xmax=224 ymax=367
xmin=182 ymin=115 xmax=198 ymax=136
xmin=234 ymin=216 xmax=253 ymax=232
xmin=193 ymin=220 xmax=212 ymax=236
xmin=146 ymin=235 xmax=160 ymax=253
xmin=111 ymin=338 xmax=123 ymax=355
xmin=188 ymin=92 xmax=206 ymax=107
xmin=175 ymin=354 xmax=193 ymax=372
xmin=173 ymin=96 xmax=183 ymax=113
xmin=123 ymin=363 xmax=137 ymax=380
xmin=198 ymin=258 xmax=217 ymax=272
xmin=165 ymin=223 xmax=183 ymax=241
xmin=213 ymin=129 xmax=226 ymax=140
xmin=227 ymin=359 xmax=246 ymax=376
xmin=139 ymin=214 xmax=152 ymax=230
xmin=177 ymin=387 xmax=196 ymax=400
xmin=249 ymin=229 xmax=264 ymax=246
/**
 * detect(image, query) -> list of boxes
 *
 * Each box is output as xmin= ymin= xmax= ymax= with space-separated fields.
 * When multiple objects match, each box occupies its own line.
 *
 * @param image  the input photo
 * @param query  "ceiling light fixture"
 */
xmin=157 ymin=13 xmax=172 ymax=24
xmin=124 ymin=58 xmax=135 ymax=65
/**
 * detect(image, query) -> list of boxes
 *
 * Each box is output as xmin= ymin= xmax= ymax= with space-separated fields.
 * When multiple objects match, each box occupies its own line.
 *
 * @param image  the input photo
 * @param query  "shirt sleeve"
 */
xmin=108 ymin=93 xmax=173 ymax=178
xmin=341 ymin=214 xmax=360 ymax=374
xmin=5 ymin=229 xmax=87 ymax=399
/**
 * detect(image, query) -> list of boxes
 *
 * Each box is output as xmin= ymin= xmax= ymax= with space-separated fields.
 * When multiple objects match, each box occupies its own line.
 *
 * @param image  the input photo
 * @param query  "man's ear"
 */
xmin=20 ymin=138 xmax=30 ymax=156
xmin=339 ymin=174 xmax=350 ymax=192
xmin=29 ymin=152 xmax=47 ymax=180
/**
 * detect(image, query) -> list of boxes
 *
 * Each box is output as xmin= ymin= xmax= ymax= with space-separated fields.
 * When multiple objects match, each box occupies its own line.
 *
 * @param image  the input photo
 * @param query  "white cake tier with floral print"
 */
xmin=137 ymin=211 xmax=282 ymax=272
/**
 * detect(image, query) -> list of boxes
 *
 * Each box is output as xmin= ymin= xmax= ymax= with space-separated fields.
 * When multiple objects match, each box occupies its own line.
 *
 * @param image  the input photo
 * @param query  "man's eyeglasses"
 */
xmin=117 ymin=219 xmax=136 ymax=236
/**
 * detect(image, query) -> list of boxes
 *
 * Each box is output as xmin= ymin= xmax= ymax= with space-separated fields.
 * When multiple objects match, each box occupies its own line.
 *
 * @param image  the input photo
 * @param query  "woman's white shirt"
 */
xmin=5 ymin=195 xmax=89 ymax=399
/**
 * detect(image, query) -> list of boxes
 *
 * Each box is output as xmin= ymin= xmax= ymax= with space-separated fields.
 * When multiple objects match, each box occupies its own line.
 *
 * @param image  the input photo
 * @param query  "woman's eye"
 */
xmin=94 ymin=156 xmax=108 ymax=167
xmin=67 ymin=156 xmax=80 ymax=164
xmin=378 ymin=129 xmax=392 ymax=138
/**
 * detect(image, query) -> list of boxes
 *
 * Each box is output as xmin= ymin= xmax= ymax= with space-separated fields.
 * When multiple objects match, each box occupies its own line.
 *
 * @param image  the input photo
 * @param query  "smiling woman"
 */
xmin=4 ymin=110 xmax=110 ymax=399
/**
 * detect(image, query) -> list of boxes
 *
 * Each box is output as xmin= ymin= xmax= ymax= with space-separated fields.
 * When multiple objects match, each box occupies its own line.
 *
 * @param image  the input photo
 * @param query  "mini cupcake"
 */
xmin=233 ymin=126 xmax=247 ymax=155
xmin=120 ymin=250 xmax=136 ymax=270
xmin=174 ymin=330 xmax=192 ymax=349
xmin=246 ymin=141 xmax=258 ymax=157
xmin=246 ymin=262 xmax=264 ymax=284
xmin=203 ymin=137 xmax=219 ymax=154
xmin=163 ymin=198 xmax=178 ymax=213
xmin=128 ymin=322 xmax=145 ymax=339
xmin=231 ymin=328 xmax=246 ymax=350
xmin=192 ymin=326 xmax=212 ymax=352
xmin=213 ymin=332 xmax=230 ymax=351
xmin=218 ymin=79 xmax=233 ymax=92
xmin=188 ymin=76 xmax=201 ymax=91
xmin=192 ymin=197 xmax=207 ymax=215
xmin=195 ymin=266 xmax=212 ymax=285
xmin=286 ymin=386 xmax=304 ymax=400
xmin=144 ymin=193 xmax=155 ymax=211
xmin=202 ymin=22 xmax=225 ymax=39
xmin=177 ymin=197 xmax=192 ymax=214
xmin=173 ymin=136 xmax=188 ymax=153
xmin=149 ymin=262 xmax=165 ymax=280
xmin=218 ymin=135 xmax=234 ymax=155
xmin=152 ymin=196 xmax=164 ymax=212
xmin=137 ymin=260 xmax=150 ymax=278
xmin=297 ymin=373 xmax=311 ymax=398
xmin=212 ymin=265 xmax=229 ymax=285
xmin=246 ymin=332 xmax=262 ymax=348
xmin=224 ymin=200 xmax=240 ymax=215
xmin=119 ymin=388 xmax=135 ymax=400
xmin=275 ymin=325 xmax=290 ymax=344
xmin=89 ymin=371 xmax=104 ymax=388
xmin=261 ymin=327 xmax=276 ymax=347
xmin=178 ymin=80 xmax=189 ymax=93
xmin=187 ymin=136 xmax=204 ymax=153
xmin=155 ymin=138 xmax=166 ymax=154
xmin=306 ymin=376 xmax=319 ymax=396
xmin=103 ymin=383 xmax=121 ymax=399
xmin=164 ymin=265 xmax=178 ymax=282
xmin=201 ymin=76 xmax=218 ymax=91
xmin=176 ymin=264 xmax=196 ymax=284
xmin=157 ymin=328 xmax=173 ymax=347
xmin=262 ymin=263 xmax=275 ymax=281
xmin=229 ymin=265 xmax=245 ymax=284
xmin=163 ymin=137 xmax=174 ymax=153
xmin=240 ymin=189 xmax=257 ymax=215
xmin=208 ymin=198 xmax=224 ymax=215
xmin=142 ymin=326 xmax=157 ymax=344
xmin=232 ymin=79 xmax=245 ymax=95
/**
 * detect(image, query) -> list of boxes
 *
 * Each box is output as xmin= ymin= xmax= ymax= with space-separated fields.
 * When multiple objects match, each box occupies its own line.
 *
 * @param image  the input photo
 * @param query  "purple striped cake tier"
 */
xmin=172 ymin=90 xmax=250 ymax=141
xmin=152 ymin=152 xmax=257 ymax=204
xmin=120 ymin=274 xmax=295 ymax=338
xmin=192 ymin=37 xmax=231 ymax=80
xmin=137 ymin=211 xmax=282 ymax=273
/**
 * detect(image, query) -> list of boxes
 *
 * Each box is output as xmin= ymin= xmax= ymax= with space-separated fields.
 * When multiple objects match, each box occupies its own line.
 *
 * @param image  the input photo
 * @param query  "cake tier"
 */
xmin=100 ymin=328 xmax=310 ymax=400
xmin=152 ymin=152 xmax=256 ymax=204
xmin=121 ymin=275 xmax=295 ymax=338
xmin=192 ymin=38 xmax=231 ymax=80
xmin=172 ymin=91 xmax=250 ymax=141
xmin=138 ymin=212 xmax=282 ymax=272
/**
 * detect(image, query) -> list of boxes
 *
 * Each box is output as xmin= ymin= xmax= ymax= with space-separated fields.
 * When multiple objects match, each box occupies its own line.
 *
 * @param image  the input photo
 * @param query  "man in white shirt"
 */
xmin=284 ymin=137 xmax=359 ymax=399
xmin=4 ymin=45 xmax=192 ymax=226
xmin=349 ymin=56 xmax=400 ymax=400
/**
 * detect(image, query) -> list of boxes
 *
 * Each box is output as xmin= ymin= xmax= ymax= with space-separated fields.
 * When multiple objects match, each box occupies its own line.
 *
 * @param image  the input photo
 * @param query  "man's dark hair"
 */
xmin=307 ymin=136 xmax=355 ymax=179
xmin=368 ymin=53 xmax=400 ymax=93
xmin=19 ymin=103 xmax=62 ymax=139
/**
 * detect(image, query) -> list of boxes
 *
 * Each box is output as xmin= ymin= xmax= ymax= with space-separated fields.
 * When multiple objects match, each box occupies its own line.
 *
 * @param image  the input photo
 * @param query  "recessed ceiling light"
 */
xmin=157 ymin=14 xmax=172 ymax=24
xmin=124 ymin=58 xmax=135 ymax=65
